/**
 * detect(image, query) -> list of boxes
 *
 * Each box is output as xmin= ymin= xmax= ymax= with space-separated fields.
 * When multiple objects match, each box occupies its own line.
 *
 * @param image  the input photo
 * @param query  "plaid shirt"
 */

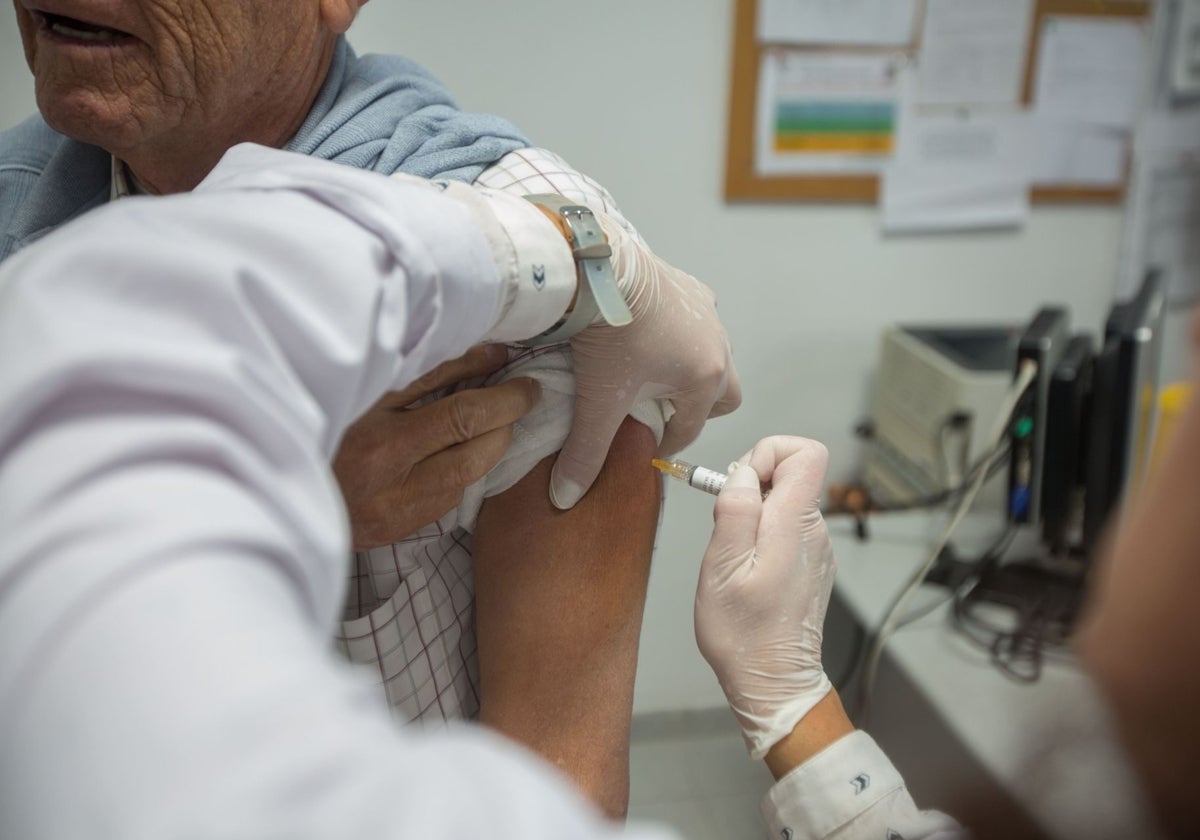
xmin=332 ymin=148 xmax=644 ymax=725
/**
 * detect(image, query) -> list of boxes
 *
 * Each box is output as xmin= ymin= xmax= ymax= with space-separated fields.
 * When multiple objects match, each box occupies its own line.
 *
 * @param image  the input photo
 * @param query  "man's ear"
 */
xmin=319 ymin=0 xmax=368 ymax=35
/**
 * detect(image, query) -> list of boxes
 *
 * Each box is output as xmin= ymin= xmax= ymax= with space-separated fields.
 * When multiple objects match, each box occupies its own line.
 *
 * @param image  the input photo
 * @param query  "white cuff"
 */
xmin=761 ymin=731 xmax=907 ymax=840
xmin=473 ymin=188 xmax=578 ymax=343
xmin=388 ymin=173 xmax=577 ymax=344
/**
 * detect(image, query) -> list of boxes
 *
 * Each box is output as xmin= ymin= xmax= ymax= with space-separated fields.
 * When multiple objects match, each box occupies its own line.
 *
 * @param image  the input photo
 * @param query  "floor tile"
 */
xmin=630 ymin=739 xmax=704 ymax=805
xmin=680 ymin=734 xmax=774 ymax=798
xmin=629 ymin=718 xmax=774 ymax=838
xmin=698 ymin=792 xmax=770 ymax=840
xmin=628 ymin=798 xmax=717 ymax=840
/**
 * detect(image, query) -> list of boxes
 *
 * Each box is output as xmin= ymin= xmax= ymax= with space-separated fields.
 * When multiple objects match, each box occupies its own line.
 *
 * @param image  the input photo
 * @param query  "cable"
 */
xmin=832 ymin=523 xmax=1013 ymax=697
xmin=937 ymin=412 xmax=972 ymax=489
xmin=855 ymin=359 xmax=1039 ymax=723
xmin=892 ymin=525 xmax=1018 ymax=630
xmin=822 ymin=438 xmax=1012 ymax=545
xmin=831 ymin=621 xmax=867 ymax=693
xmin=876 ymin=441 xmax=1011 ymax=512
xmin=949 ymin=548 xmax=1079 ymax=684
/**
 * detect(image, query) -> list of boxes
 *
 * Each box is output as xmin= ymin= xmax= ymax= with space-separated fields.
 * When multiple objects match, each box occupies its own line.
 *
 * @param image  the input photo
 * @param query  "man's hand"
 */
xmin=333 ymin=344 xmax=540 ymax=551
xmin=551 ymin=213 xmax=742 ymax=509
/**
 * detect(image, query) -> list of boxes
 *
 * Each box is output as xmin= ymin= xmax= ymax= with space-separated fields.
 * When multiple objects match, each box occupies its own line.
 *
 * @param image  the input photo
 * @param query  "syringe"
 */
xmin=651 ymin=458 xmax=728 ymax=496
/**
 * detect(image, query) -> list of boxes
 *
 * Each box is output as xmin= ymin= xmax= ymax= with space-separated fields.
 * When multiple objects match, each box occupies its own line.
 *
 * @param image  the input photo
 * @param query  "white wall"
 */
xmin=0 ymin=2 xmax=1187 ymax=714
xmin=345 ymin=0 xmax=1129 ymax=713
xmin=0 ymin=17 xmax=35 ymax=122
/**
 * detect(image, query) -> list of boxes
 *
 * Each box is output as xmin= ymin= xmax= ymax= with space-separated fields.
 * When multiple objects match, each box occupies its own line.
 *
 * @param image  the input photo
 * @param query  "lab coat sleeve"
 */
xmin=0 ymin=145 xmax=674 ymax=840
xmin=761 ymin=731 xmax=967 ymax=840
xmin=196 ymin=144 xmax=580 ymax=348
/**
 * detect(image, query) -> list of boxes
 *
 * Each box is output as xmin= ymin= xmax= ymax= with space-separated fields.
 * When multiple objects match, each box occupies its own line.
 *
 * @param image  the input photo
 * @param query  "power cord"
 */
xmin=833 ymin=524 xmax=1016 ymax=697
xmin=894 ymin=525 xmax=1018 ymax=631
xmin=937 ymin=411 xmax=972 ymax=489
xmin=824 ymin=439 xmax=1012 ymax=542
xmin=950 ymin=553 xmax=1079 ymax=683
xmin=855 ymin=359 xmax=1039 ymax=723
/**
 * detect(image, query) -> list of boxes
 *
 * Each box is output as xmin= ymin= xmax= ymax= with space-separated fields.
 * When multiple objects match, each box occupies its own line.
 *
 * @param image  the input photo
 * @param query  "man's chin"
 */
xmin=36 ymin=89 xmax=153 ymax=155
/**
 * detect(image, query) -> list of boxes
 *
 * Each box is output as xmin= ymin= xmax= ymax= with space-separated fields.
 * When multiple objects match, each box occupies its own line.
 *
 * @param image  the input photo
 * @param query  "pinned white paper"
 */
xmin=916 ymin=0 xmax=1035 ymax=106
xmin=1033 ymin=120 xmax=1128 ymax=187
xmin=1033 ymin=16 xmax=1148 ymax=129
xmin=1168 ymin=0 xmax=1200 ymax=99
xmin=883 ymin=110 xmax=1033 ymax=234
xmin=1119 ymin=113 xmax=1200 ymax=303
xmin=757 ymin=0 xmax=918 ymax=46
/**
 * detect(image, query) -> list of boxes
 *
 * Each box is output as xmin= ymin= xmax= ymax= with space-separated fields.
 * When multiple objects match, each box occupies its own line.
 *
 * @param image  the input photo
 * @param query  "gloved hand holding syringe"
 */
xmin=656 ymin=438 xmax=838 ymax=760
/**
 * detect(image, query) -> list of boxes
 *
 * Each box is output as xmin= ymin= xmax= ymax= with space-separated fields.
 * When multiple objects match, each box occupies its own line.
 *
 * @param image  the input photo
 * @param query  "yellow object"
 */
xmin=773 ymin=134 xmax=894 ymax=154
xmin=1147 ymin=383 xmax=1193 ymax=482
xmin=651 ymin=458 xmax=691 ymax=481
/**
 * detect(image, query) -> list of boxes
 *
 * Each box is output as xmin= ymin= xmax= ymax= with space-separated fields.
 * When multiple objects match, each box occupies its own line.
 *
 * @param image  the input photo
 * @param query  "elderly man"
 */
xmin=1 ymin=0 xmax=739 ymax=815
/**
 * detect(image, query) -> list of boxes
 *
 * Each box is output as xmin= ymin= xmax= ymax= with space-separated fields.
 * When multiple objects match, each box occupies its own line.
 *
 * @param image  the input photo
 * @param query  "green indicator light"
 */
xmin=1015 ymin=417 xmax=1034 ymax=438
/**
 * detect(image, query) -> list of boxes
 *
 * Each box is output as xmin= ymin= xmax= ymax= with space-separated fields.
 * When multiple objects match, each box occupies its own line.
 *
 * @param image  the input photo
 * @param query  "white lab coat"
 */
xmin=0 ymin=144 xmax=653 ymax=840
xmin=0 ymin=144 xmax=959 ymax=840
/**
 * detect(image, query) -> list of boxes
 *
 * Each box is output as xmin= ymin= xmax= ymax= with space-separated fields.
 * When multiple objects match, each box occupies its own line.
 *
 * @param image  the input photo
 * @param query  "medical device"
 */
xmin=1006 ymin=307 xmax=1070 ymax=526
xmin=867 ymin=274 xmax=1170 ymax=699
xmin=1040 ymin=334 xmax=1095 ymax=553
xmin=863 ymin=324 xmax=1018 ymax=512
xmin=652 ymin=458 xmax=728 ymax=495
xmin=939 ymin=275 xmax=1168 ymax=681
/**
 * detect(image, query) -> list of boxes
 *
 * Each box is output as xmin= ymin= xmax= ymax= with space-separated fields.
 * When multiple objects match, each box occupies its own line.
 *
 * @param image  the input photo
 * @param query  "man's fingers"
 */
xmin=378 ymin=344 xmax=509 ymax=409
xmin=353 ymin=486 xmax=465 ymax=550
xmin=347 ymin=426 xmax=516 ymax=551
xmin=417 ymin=425 xmax=516 ymax=494
xmin=399 ymin=377 xmax=540 ymax=458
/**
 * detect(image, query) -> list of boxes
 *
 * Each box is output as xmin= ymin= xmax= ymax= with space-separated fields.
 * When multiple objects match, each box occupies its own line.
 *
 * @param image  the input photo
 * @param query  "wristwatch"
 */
xmin=518 ymin=194 xmax=633 ymax=346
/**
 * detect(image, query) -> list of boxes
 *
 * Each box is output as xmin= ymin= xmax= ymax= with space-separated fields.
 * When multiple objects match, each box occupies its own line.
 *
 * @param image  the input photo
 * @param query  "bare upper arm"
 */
xmin=472 ymin=416 xmax=661 ymax=817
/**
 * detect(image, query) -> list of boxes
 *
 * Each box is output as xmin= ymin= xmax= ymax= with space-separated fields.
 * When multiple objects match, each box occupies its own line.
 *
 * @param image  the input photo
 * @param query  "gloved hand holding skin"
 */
xmin=695 ymin=436 xmax=837 ymax=759
xmin=552 ymin=212 xmax=742 ymax=509
xmin=382 ymin=177 xmax=739 ymax=512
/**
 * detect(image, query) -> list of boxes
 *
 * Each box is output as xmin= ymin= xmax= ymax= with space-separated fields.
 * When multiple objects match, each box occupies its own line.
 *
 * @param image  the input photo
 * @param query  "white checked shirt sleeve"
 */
xmin=762 ymin=732 xmax=966 ymax=840
xmin=474 ymin=147 xmax=645 ymax=243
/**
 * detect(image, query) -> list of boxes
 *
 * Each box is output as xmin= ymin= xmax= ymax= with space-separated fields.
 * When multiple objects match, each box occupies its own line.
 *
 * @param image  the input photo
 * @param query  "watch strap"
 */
xmin=518 ymin=194 xmax=632 ymax=346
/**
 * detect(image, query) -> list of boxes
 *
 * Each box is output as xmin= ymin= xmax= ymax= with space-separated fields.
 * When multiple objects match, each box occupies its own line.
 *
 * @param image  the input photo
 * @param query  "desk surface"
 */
xmin=827 ymin=512 xmax=1158 ymax=840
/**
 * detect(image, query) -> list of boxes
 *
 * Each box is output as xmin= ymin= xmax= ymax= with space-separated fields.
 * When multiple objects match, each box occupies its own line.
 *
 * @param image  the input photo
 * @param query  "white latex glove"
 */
xmin=694 ymin=436 xmax=836 ymax=759
xmin=551 ymin=213 xmax=742 ymax=509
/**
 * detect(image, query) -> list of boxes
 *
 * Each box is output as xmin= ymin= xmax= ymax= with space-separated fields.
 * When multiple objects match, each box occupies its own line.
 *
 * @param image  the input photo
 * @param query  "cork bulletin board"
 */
xmin=724 ymin=0 xmax=1151 ymax=203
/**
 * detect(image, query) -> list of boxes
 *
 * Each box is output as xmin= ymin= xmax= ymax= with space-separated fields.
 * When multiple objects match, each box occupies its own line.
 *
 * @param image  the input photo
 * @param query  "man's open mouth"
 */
xmin=38 ymin=11 xmax=133 ymax=44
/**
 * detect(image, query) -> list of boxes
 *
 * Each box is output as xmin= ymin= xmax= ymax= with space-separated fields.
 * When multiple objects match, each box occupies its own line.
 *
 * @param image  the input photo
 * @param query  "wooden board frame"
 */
xmin=724 ymin=0 xmax=881 ymax=202
xmin=723 ymin=0 xmax=1149 ymax=204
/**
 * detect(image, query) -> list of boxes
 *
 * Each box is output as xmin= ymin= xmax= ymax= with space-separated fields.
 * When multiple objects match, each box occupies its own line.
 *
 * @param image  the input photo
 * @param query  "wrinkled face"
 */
xmin=13 ymin=0 xmax=332 ymax=159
